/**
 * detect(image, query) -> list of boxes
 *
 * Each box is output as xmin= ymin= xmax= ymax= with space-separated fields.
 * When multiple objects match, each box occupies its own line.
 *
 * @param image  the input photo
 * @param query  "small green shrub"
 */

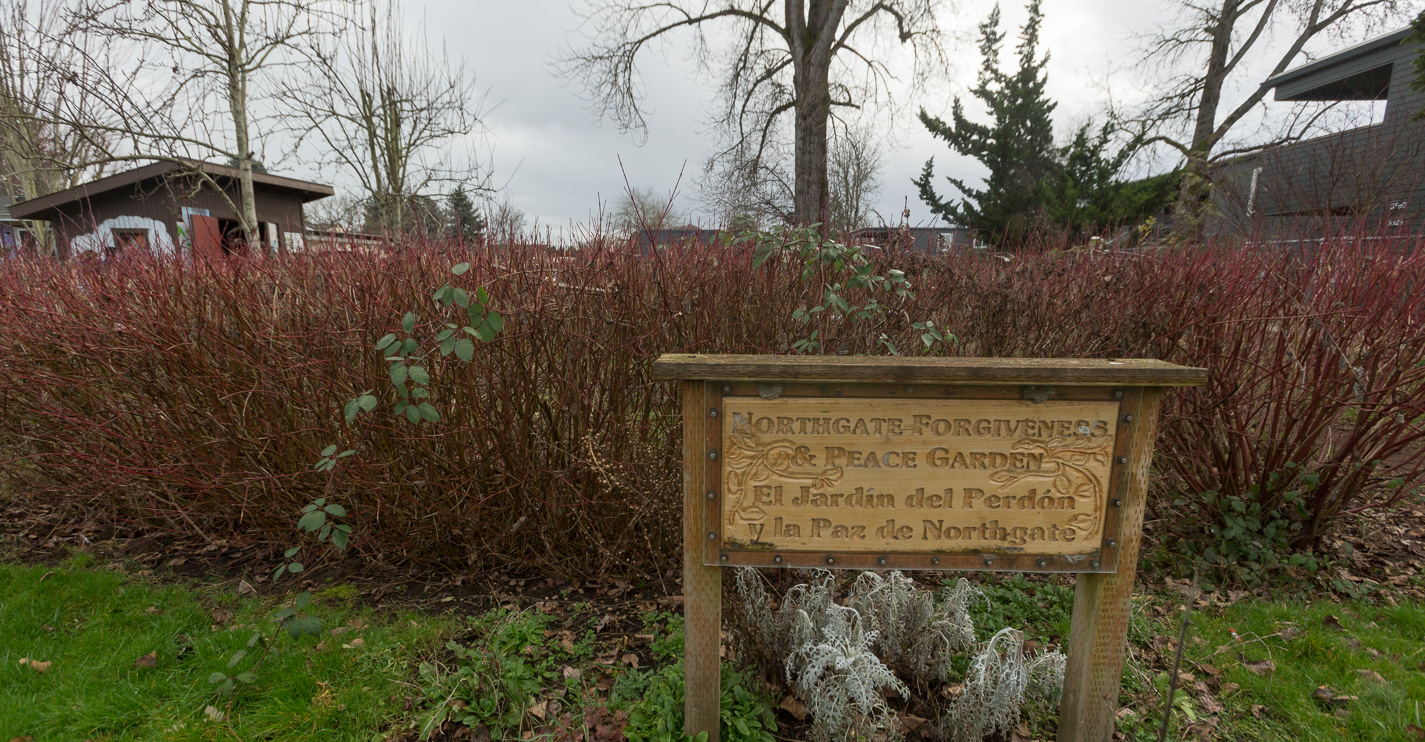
xmin=416 ymin=609 xmax=554 ymax=739
xmin=624 ymin=661 xmax=777 ymax=742
xmin=1170 ymin=464 xmax=1339 ymax=585
xmin=645 ymin=611 xmax=685 ymax=661
xmin=966 ymin=575 xmax=1074 ymax=645
xmin=613 ymin=609 xmax=775 ymax=742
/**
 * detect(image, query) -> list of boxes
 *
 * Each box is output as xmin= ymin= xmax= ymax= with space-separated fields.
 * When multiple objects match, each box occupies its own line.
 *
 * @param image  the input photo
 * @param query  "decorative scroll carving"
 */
xmin=723 ymin=431 xmax=844 ymax=528
xmin=989 ymin=436 xmax=1114 ymax=536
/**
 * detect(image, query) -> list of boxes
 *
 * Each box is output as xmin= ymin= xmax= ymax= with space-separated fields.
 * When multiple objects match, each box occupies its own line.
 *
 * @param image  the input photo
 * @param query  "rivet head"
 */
xmin=708 ymin=450 xmax=718 ymax=460
xmin=931 ymin=557 xmax=941 ymax=566
xmin=877 ymin=556 xmax=888 ymax=566
xmin=709 ymin=408 xmax=718 ymax=418
xmin=1123 ymin=414 xmax=1134 ymax=423
xmin=904 ymin=386 xmax=914 ymax=394
xmin=1036 ymin=558 xmax=1048 ymax=568
xmin=720 ymin=553 xmax=728 ymax=562
xmin=1090 ymin=559 xmax=1101 ymax=569
xmin=983 ymin=557 xmax=994 ymax=567
xmin=825 ymin=555 xmax=835 ymax=565
xmin=706 ymin=490 xmax=716 ymax=500
xmin=1106 ymin=538 xmax=1118 ymax=548
xmin=1117 ymin=456 xmax=1128 ymax=464
xmin=773 ymin=554 xmax=783 ymax=564
xmin=1111 ymin=497 xmax=1123 ymax=507
xmin=1113 ymin=390 xmax=1124 ymax=399
xmin=708 ymin=531 xmax=717 ymax=540
xmin=722 ymin=385 xmax=732 ymax=393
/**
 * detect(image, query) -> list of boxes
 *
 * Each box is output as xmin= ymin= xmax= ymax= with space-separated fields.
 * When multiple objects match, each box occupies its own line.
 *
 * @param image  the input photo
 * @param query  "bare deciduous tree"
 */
xmin=611 ymin=185 xmax=687 ymax=236
xmin=560 ymin=1 xmax=950 ymax=226
xmin=486 ymin=197 xmax=527 ymax=245
xmin=698 ymin=138 xmax=795 ymax=227
xmin=0 ymin=0 xmax=116 ymax=251
xmin=1124 ymin=0 xmax=1408 ymax=228
xmin=827 ymin=122 xmax=883 ymax=234
xmin=0 ymin=1 xmax=110 ymax=201
xmin=35 ymin=0 xmax=335 ymax=248
xmin=279 ymin=0 xmax=489 ymax=237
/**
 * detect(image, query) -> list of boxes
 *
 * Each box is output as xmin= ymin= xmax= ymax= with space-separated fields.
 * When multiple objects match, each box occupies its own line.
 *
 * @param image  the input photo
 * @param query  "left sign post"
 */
xmin=680 ymin=379 xmax=722 ymax=739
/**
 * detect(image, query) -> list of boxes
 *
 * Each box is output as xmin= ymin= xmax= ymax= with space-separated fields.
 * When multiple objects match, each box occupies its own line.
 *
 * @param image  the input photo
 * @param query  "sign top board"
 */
xmin=651 ymin=354 xmax=1209 ymax=387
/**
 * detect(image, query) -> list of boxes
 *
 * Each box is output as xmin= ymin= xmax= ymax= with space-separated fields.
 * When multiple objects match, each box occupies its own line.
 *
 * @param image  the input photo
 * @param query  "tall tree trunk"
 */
xmin=787 ymin=0 xmax=843 ymax=228
xmin=1175 ymin=0 xmax=1239 ymax=237
xmin=224 ymin=2 xmax=260 ymax=253
xmin=230 ymin=91 xmax=260 ymax=251
xmin=793 ymin=63 xmax=831 ymax=226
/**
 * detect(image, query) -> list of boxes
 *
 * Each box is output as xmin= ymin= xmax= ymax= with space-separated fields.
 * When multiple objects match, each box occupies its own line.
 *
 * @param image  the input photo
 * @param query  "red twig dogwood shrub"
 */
xmin=0 ymin=228 xmax=1420 ymax=576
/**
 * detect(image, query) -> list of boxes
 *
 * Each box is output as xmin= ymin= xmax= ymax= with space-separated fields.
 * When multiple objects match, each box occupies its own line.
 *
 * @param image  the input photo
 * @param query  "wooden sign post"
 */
xmin=651 ymin=354 xmax=1206 ymax=742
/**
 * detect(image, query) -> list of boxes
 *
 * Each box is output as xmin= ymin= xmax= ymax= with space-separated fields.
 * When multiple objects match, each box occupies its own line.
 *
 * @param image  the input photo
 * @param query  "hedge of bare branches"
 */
xmin=1 ymin=231 xmax=1421 ymax=577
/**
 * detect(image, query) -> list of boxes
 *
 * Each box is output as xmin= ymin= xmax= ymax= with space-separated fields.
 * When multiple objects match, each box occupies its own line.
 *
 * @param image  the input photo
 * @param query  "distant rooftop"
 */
xmin=8 ymin=160 xmax=333 ymax=220
xmin=1265 ymin=26 xmax=1413 ymax=101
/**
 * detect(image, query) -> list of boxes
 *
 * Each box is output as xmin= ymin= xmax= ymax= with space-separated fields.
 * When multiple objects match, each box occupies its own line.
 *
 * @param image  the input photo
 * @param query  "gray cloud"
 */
xmin=408 ymin=0 xmax=1402 ymax=233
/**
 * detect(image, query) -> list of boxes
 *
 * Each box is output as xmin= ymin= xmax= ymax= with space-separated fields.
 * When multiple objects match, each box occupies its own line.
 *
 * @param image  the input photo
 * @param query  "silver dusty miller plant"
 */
xmin=789 ymin=602 xmax=908 ymax=741
xmin=946 ymin=628 xmax=1066 ymax=740
xmin=734 ymin=568 xmax=1066 ymax=742
xmin=847 ymin=571 xmax=978 ymax=685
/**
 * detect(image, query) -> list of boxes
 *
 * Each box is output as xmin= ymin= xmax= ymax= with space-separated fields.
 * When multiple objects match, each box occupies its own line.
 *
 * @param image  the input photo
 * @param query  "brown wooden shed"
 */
xmin=7 ymin=160 xmax=334 ymax=258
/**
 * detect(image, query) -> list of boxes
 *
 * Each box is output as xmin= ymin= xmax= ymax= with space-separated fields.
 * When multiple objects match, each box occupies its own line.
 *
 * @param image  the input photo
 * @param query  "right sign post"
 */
xmin=651 ymin=354 xmax=1209 ymax=742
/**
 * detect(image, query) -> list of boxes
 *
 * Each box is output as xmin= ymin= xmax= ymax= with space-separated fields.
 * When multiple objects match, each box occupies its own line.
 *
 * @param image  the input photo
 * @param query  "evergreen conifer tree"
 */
xmin=913 ymin=1 xmax=1057 ymax=246
xmin=1038 ymin=122 xmax=1178 ymax=239
xmin=446 ymin=187 xmax=486 ymax=244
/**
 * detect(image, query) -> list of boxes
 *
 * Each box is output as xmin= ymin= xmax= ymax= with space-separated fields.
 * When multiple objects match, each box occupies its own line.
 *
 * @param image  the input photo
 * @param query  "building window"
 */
xmin=110 ymin=228 xmax=150 ymax=254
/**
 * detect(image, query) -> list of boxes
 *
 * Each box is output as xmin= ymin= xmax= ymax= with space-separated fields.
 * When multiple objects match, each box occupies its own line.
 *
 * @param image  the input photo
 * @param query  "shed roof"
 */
xmin=7 ymin=160 xmax=334 ymax=219
xmin=1264 ymin=27 xmax=1413 ymax=100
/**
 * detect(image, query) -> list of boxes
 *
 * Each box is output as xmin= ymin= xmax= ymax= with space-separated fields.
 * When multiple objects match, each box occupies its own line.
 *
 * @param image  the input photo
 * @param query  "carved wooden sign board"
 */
xmin=652 ymin=354 xmax=1207 ymax=742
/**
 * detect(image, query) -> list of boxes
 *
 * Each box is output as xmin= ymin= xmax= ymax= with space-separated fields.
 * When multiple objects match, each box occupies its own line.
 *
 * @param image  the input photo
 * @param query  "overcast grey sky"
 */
xmin=369 ymin=0 xmax=1405 ymax=233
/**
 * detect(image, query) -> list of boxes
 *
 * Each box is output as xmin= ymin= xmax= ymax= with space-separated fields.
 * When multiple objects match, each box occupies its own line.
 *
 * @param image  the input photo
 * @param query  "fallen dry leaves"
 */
xmin=17 ymin=658 xmax=50 ymax=674
xmin=1244 ymin=659 xmax=1276 ymax=676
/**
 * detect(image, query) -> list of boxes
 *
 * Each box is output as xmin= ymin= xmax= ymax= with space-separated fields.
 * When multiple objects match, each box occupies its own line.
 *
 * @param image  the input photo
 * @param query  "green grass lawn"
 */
xmin=0 ymin=555 xmax=455 ymax=741
xmin=3 ymin=556 xmax=1422 ymax=742
xmin=1166 ymin=598 xmax=1425 ymax=742
xmin=970 ymin=574 xmax=1425 ymax=741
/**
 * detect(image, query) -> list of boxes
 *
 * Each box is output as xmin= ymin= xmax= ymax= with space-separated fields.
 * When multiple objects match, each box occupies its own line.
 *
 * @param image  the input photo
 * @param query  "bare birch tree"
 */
xmin=1124 ymin=0 xmax=1409 ymax=229
xmin=0 ymin=1 xmax=111 ymax=201
xmin=278 ymin=0 xmax=489 ymax=237
xmin=560 ymin=1 xmax=950 ymax=227
xmin=0 ymin=0 xmax=118 ymax=251
xmin=35 ymin=0 xmax=332 ymax=247
xmin=827 ymin=122 xmax=883 ymax=233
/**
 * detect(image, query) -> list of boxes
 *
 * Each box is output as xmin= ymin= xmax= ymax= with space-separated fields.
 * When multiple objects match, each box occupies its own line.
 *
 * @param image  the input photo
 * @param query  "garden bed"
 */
xmin=2 ymin=544 xmax=1422 ymax=742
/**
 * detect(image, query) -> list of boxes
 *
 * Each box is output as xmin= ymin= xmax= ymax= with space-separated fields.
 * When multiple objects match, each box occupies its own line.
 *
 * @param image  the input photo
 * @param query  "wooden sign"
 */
xmin=652 ymin=354 xmax=1207 ymax=742
xmin=718 ymin=396 xmax=1122 ymax=569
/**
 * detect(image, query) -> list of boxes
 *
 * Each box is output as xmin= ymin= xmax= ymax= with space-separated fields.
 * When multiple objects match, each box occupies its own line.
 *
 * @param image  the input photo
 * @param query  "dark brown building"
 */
xmin=8 ymin=160 xmax=333 ymax=258
xmin=1209 ymin=27 xmax=1424 ymax=238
